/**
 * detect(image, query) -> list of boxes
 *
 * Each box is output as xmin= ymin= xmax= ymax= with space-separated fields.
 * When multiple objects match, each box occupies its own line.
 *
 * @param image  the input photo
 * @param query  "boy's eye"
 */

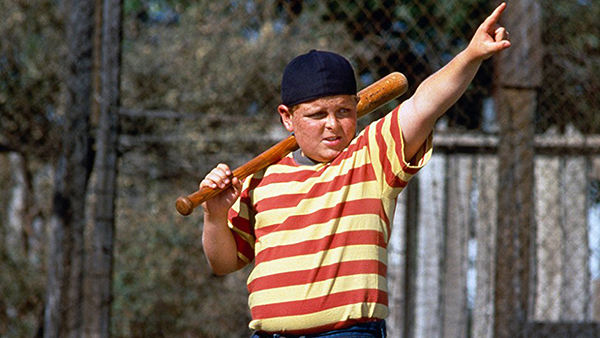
xmin=308 ymin=112 xmax=327 ymax=119
xmin=337 ymin=108 xmax=351 ymax=116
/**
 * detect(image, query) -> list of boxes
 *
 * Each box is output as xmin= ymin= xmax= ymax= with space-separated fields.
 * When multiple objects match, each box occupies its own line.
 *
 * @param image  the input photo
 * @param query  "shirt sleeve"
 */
xmin=227 ymin=176 xmax=256 ymax=264
xmin=361 ymin=102 xmax=433 ymax=198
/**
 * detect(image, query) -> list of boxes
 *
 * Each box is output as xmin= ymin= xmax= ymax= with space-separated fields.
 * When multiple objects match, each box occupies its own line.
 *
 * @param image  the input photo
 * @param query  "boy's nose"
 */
xmin=325 ymin=114 xmax=339 ymax=129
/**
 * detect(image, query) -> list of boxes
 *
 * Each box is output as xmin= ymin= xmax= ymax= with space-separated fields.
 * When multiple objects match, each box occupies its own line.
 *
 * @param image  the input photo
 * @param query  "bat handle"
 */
xmin=175 ymin=184 xmax=227 ymax=216
xmin=176 ymin=135 xmax=299 ymax=216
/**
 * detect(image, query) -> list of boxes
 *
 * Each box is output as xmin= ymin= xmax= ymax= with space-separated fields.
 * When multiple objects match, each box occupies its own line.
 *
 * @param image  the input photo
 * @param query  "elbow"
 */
xmin=206 ymin=260 xmax=233 ymax=276
xmin=210 ymin=268 xmax=231 ymax=276
xmin=209 ymin=263 xmax=234 ymax=276
xmin=206 ymin=257 xmax=244 ymax=276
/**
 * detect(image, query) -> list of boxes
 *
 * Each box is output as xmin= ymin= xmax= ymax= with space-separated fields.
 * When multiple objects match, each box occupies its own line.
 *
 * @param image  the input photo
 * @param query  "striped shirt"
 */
xmin=228 ymin=104 xmax=433 ymax=334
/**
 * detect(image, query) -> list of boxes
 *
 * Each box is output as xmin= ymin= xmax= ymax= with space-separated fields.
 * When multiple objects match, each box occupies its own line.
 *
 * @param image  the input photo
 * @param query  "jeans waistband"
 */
xmin=253 ymin=320 xmax=386 ymax=338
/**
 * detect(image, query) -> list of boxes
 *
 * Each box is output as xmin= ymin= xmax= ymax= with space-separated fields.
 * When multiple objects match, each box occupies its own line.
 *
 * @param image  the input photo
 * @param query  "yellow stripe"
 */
xmin=366 ymin=122 xmax=385 ymax=190
xmin=249 ymin=273 xmax=387 ymax=307
xmin=237 ymin=251 xmax=252 ymax=264
xmin=254 ymin=213 xmax=386 ymax=255
xmin=249 ymin=302 xmax=389 ymax=332
xmin=379 ymin=114 xmax=407 ymax=194
xmin=248 ymin=245 xmax=387 ymax=284
xmin=254 ymin=180 xmax=383 ymax=228
xmin=365 ymin=112 xmax=433 ymax=197
xmin=253 ymin=147 xmax=371 ymax=201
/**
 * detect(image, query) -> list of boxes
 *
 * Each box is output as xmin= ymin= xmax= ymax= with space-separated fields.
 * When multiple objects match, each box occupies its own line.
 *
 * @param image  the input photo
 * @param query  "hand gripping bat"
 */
xmin=176 ymin=72 xmax=408 ymax=216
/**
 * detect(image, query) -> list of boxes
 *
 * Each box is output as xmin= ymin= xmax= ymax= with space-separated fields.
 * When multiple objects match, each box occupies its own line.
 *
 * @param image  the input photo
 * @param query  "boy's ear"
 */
xmin=278 ymin=104 xmax=294 ymax=132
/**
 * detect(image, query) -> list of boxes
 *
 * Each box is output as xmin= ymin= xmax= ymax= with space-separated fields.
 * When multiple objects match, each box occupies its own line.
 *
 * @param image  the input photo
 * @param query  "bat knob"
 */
xmin=176 ymin=196 xmax=194 ymax=216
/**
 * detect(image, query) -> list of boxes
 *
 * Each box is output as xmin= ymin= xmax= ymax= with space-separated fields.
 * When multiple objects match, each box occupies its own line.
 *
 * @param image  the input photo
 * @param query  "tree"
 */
xmin=84 ymin=0 xmax=123 ymax=337
xmin=0 ymin=1 xmax=63 ymax=336
xmin=43 ymin=0 xmax=94 ymax=337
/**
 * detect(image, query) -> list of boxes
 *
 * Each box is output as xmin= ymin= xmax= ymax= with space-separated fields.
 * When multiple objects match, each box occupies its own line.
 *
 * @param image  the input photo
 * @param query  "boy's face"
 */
xmin=278 ymin=95 xmax=358 ymax=163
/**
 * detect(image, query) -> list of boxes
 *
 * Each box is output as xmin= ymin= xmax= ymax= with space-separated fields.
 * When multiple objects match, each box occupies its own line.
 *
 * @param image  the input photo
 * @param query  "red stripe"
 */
xmin=390 ymin=106 xmax=406 ymax=167
xmin=249 ymin=134 xmax=370 ymax=188
xmin=255 ymin=229 xmax=385 ymax=263
xmin=251 ymin=168 xmax=320 ymax=187
xmin=248 ymin=260 xmax=387 ymax=293
xmin=255 ymin=198 xmax=386 ymax=238
xmin=255 ymin=163 xmax=376 ymax=213
xmin=228 ymin=208 xmax=253 ymax=236
xmin=228 ymin=181 xmax=258 ymax=261
xmin=374 ymin=117 xmax=410 ymax=189
xmin=251 ymin=288 xmax=388 ymax=319
xmin=330 ymin=132 xmax=369 ymax=165
xmin=390 ymin=106 xmax=423 ymax=175
xmin=232 ymin=230 xmax=255 ymax=262
xmin=277 ymin=155 xmax=297 ymax=166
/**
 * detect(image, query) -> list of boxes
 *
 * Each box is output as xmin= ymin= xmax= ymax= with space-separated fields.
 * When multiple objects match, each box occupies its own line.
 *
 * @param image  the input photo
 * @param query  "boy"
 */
xmin=201 ymin=3 xmax=510 ymax=337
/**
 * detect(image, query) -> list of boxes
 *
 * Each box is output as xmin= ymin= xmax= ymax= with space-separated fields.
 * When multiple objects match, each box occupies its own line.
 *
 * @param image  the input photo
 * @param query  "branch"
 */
xmin=0 ymin=142 xmax=18 ymax=153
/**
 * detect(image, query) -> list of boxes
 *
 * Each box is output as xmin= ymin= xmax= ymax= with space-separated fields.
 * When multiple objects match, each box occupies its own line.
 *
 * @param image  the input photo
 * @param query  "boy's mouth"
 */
xmin=323 ymin=136 xmax=342 ymax=147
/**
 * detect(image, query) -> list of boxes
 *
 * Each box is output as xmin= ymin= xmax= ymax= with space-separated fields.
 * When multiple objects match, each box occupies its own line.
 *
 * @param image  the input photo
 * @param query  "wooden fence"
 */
xmin=386 ymin=132 xmax=600 ymax=338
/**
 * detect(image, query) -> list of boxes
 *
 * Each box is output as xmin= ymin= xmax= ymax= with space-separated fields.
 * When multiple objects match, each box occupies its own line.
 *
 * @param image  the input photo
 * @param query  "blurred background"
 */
xmin=1 ymin=0 xmax=599 ymax=337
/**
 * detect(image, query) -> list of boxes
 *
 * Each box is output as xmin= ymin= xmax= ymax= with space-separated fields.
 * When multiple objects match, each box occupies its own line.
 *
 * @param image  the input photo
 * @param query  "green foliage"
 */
xmin=539 ymin=0 xmax=600 ymax=133
xmin=0 ymin=0 xmax=63 ymax=157
xmin=0 ymin=0 xmax=61 ymax=333
xmin=120 ymin=0 xmax=354 ymax=178
xmin=112 ymin=178 xmax=252 ymax=337
xmin=0 ymin=250 xmax=45 ymax=338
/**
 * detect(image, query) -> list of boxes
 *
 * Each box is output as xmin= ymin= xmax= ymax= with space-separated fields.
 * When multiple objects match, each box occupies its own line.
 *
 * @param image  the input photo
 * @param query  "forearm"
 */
xmin=399 ymin=50 xmax=482 ymax=160
xmin=202 ymin=212 xmax=244 ymax=275
xmin=411 ymin=49 xmax=482 ymax=128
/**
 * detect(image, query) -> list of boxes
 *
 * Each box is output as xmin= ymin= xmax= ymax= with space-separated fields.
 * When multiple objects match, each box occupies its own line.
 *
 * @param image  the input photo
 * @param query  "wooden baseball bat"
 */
xmin=176 ymin=72 xmax=408 ymax=216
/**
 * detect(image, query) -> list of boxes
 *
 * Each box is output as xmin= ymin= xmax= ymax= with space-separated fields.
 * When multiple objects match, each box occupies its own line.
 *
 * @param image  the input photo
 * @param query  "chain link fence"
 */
xmin=118 ymin=1 xmax=600 ymax=337
xmin=1 ymin=0 xmax=599 ymax=337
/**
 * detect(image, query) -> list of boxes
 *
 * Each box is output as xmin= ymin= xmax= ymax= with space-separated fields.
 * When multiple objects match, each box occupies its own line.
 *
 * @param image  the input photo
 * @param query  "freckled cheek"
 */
xmin=342 ymin=122 xmax=357 ymax=140
xmin=295 ymin=123 xmax=325 ymax=150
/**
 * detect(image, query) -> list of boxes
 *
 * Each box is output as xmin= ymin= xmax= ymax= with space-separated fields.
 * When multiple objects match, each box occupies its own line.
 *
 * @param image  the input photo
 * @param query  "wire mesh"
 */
xmin=1 ymin=0 xmax=599 ymax=337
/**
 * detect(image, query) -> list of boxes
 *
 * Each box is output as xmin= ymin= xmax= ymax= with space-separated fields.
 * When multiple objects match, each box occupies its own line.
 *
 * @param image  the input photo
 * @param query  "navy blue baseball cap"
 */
xmin=281 ymin=50 xmax=357 ymax=107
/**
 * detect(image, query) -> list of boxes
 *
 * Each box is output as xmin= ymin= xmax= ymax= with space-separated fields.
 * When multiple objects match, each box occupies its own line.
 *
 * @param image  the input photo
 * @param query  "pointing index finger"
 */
xmin=481 ymin=2 xmax=507 ymax=31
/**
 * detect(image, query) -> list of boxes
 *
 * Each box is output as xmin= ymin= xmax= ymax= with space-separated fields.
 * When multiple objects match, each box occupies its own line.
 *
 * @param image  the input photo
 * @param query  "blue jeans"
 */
xmin=250 ymin=320 xmax=386 ymax=338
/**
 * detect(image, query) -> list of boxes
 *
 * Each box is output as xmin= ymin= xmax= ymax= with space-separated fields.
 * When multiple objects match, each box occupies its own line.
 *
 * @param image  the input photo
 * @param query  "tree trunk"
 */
xmin=84 ymin=0 xmax=122 ymax=337
xmin=43 ymin=0 xmax=94 ymax=337
xmin=7 ymin=153 xmax=33 ymax=256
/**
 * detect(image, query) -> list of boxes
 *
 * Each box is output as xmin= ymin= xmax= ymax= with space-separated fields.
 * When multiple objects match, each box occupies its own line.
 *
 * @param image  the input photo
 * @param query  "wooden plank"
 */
xmin=534 ymin=156 xmax=562 ymax=321
xmin=525 ymin=322 xmax=600 ymax=338
xmin=472 ymin=155 xmax=499 ymax=338
xmin=414 ymin=153 xmax=446 ymax=338
xmin=387 ymin=190 xmax=408 ymax=338
xmin=441 ymin=155 xmax=472 ymax=338
xmin=561 ymin=156 xmax=590 ymax=320
xmin=592 ymin=156 xmax=600 ymax=321
xmin=431 ymin=132 xmax=600 ymax=155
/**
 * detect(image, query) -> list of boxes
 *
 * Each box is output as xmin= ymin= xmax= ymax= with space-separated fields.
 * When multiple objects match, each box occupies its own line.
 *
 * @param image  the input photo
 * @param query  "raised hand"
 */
xmin=466 ymin=2 xmax=511 ymax=61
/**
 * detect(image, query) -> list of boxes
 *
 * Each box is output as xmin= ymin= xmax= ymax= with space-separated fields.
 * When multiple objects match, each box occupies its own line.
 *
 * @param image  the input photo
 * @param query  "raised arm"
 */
xmin=399 ymin=2 xmax=511 ymax=160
